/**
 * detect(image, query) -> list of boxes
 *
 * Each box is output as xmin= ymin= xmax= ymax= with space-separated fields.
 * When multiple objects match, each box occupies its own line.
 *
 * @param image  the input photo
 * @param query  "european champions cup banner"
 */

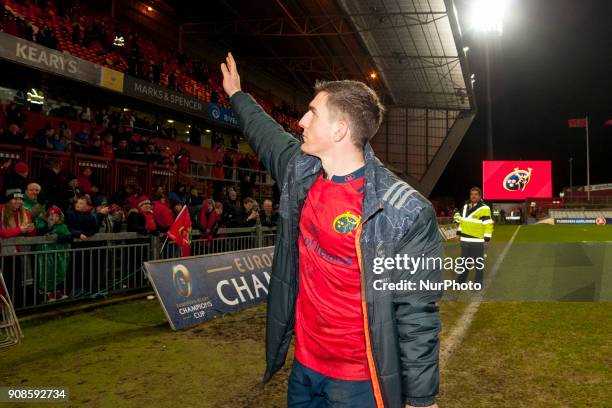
xmin=144 ymin=247 xmax=275 ymax=330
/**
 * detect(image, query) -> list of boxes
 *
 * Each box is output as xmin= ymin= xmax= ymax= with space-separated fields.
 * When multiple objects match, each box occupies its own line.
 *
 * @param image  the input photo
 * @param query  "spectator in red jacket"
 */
xmin=176 ymin=148 xmax=190 ymax=174
xmin=199 ymin=199 xmax=219 ymax=239
xmin=152 ymin=193 xmax=174 ymax=233
xmin=77 ymin=166 xmax=99 ymax=195
xmin=0 ymin=188 xmax=35 ymax=240
xmin=101 ymin=133 xmax=114 ymax=159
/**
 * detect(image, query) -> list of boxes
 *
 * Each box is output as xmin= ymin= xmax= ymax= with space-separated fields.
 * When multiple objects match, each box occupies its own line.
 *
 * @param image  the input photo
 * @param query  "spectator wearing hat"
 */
xmin=127 ymin=196 xmax=157 ymax=235
xmin=0 ymin=188 xmax=35 ymax=307
xmin=3 ymin=162 xmax=29 ymax=195
xmin=0 ymin=188 xmax=35 ymax=240
xmin=35 ymin=206 xmax=72 ymax=302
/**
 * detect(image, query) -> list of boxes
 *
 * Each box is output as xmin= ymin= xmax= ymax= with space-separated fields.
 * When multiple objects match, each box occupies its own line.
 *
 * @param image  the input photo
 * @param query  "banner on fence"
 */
xmin=144 ymin=246 xmax=275 ymax=330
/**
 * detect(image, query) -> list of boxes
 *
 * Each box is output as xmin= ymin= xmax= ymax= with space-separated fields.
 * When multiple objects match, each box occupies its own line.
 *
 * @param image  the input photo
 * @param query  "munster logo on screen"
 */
xmin=483 ymin=161 xmax=552 ymax=200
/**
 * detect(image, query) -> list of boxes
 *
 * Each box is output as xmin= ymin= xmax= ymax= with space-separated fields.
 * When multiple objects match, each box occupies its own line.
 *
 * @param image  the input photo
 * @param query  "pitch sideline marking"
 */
xmin=440 ymin=225 xmax=522 ymax=368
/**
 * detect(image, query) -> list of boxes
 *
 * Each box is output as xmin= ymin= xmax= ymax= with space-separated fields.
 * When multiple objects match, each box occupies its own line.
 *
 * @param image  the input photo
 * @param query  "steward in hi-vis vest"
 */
xmin=453 ymin=187 xmax=493 ymax=285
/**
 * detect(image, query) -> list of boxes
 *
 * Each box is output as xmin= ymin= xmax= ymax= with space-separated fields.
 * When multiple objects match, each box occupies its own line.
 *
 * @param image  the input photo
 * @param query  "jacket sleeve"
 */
xmin=481 ymin=206 xmax=494 ymax=241
xmin=229 ymin=91 xmax=302 ymax=184
xmin=0 ymin=226 xmax=22 ymax=238
xmin=392 ymin=205 xmax=442 ymax=407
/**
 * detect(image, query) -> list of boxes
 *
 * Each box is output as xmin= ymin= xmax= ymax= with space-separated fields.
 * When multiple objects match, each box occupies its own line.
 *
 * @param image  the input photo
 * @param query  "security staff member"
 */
xmin=454 ymin=187 xmax=493 ymax=285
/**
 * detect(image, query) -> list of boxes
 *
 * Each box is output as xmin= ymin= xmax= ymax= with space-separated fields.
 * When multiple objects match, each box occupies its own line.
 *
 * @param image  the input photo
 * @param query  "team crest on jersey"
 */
xmin=333 ymin=211 xmax=361 ymax=234
xmin=503 ymin=167 xmax=533 ymax=191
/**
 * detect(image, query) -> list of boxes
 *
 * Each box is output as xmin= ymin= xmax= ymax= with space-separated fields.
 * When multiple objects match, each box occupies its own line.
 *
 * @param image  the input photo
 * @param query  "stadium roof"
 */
xmin=168 ymin=0 xmax=474 ymax=111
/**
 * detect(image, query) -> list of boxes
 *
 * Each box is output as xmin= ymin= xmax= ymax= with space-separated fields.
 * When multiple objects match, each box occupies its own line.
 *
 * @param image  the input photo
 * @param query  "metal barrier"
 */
xmin=1 ymin=226 xmax=277 ymax=312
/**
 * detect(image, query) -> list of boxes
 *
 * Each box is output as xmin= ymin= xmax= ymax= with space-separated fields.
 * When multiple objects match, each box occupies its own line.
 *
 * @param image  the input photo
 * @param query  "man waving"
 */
xmin=221 ymin=52 xmax=442 ymax=408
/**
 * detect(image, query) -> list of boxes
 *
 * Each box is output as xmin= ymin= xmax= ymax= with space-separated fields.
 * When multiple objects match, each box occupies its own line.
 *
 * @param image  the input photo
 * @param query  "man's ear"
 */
xmin=332 ymin=120 xmax=349 ymax=143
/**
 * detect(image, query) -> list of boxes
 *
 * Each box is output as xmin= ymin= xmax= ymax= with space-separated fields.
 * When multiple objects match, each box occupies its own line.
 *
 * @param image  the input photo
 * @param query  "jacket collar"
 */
xmin=296 ymin=143 xmax=385 ymax=220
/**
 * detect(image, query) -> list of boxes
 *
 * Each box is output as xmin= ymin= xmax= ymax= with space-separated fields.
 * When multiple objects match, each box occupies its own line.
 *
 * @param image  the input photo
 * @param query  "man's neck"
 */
xmin=320 ymin=148 xmax=365 ymax=181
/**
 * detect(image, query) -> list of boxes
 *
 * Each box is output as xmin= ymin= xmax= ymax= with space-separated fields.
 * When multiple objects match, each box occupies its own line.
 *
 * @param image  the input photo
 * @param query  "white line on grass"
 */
xmin=440 ymin=225 xmax=522 ymax=368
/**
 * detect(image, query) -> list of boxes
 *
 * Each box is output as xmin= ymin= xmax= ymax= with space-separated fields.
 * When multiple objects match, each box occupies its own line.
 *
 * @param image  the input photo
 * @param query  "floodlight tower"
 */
xmin=470 ymin=0 xmax=508 ymax=160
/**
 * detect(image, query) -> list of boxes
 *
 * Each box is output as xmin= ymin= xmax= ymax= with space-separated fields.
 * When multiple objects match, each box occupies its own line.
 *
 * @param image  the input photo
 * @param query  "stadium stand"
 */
xmin=0 ymin=0 xmax=301 ymax=133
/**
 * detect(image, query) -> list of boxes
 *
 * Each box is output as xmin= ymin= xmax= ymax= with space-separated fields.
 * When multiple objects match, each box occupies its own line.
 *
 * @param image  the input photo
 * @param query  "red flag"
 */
xmin=166 ymin=206 xmax=192 ymax=257
xmin=568 ymin=118 xmax=587 ymax=128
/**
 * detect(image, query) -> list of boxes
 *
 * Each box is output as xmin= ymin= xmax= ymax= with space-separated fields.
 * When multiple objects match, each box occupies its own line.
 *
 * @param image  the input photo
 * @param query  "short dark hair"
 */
xmin=470 ymin=187 xmax=482 ymax=196
xmin=314 ymin=80 xmax=385 ymax=149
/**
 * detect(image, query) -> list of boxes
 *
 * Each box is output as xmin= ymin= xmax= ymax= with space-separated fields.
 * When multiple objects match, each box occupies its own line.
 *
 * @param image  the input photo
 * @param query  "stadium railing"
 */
xmin=1 ymin=226 xmax=277 ymax=313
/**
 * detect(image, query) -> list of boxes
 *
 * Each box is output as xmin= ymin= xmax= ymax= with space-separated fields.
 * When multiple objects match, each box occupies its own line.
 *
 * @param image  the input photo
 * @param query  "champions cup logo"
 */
xmin=333 ymin=211 xmax=361 ymax=234
xmin=172 ymin=265 xmax=192 ymax=298
xmin=503 ymin=167 xmax=533 ymax=191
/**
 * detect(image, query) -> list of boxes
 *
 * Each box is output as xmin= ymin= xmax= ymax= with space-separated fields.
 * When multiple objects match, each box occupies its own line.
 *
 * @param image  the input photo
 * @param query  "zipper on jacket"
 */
xmin=354 ymin=207 xmax=385 ymax=408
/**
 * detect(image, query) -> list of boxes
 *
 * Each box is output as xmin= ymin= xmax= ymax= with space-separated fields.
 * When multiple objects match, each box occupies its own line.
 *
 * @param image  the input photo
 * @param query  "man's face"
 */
xmin=26 ymin=184 xmax=41 ymax=200
xmin=299 ymin=92 xmax=338 ymax=157
xmin=470 ymin=190 xmax=481 ymax=203
xmin=244 ymin=201 xmax=254 ymax=212
xmin=263 ymin=201 xmax=273 ymax=215
xmin=229 ymin=191 xmax=236 ymax=201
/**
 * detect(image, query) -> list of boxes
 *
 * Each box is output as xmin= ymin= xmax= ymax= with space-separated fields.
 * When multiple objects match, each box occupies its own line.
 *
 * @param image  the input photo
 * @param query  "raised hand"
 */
xmin=220 ymin=52 xmax=242 ymax=98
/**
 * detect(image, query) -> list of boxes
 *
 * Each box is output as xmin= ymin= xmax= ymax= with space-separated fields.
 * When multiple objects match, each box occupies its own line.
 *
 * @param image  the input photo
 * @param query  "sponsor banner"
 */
xmin=483 ymin=160 xmax=552 ymax=200
xmin=144 ymin=246 xmax=274 ymax=330
xmin=99 ymin=66 xmax=124 ymax=92
xmin=554 ymin=218 xmax=611 ymax=225
xmin=586 ymin=183 xmax=612 ymax=192
xmin=123 ymin=76 xmax=207 ymax=118
xmin=0 ymin=32 xmax=100 ymax=83
xmin=208 ymin=103 xmax=239 ymax=127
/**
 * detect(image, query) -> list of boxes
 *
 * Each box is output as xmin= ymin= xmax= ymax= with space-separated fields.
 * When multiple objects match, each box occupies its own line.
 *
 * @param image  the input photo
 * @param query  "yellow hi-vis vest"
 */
xmin=453 ymin=201 xmax=494 ymax=243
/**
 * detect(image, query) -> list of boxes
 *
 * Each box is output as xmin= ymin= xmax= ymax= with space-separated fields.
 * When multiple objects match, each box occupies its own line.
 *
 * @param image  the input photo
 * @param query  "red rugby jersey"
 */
xmin=294 ymin=166 xmax=370 ymax=381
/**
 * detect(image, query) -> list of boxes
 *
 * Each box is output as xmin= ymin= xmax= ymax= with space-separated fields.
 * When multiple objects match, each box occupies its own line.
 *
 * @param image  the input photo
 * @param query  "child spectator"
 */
xmin=66 ymin=196 xmax=98 ymax=240
xmin=36 ymin=206 xmax=72 ymax=302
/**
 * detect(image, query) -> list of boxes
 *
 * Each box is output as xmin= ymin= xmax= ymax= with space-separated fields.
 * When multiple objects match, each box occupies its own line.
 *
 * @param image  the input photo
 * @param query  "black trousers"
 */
xmin=457 ymin=241 xmax=485 ymax=285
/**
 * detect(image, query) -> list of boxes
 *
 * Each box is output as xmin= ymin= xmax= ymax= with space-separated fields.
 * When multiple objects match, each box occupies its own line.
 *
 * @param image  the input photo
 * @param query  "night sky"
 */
xmin=431 ymin=0 xmax=612 ymax=204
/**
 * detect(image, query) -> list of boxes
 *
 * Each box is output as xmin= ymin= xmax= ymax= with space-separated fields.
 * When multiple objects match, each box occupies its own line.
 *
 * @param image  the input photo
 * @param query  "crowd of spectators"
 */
xmin=0 ymin=158 xmax=278 ymax=301
xmin=1 ymin=102 xmax=266 ymax=183
xmin=0 ymin=0 xmax=301 ymax=133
